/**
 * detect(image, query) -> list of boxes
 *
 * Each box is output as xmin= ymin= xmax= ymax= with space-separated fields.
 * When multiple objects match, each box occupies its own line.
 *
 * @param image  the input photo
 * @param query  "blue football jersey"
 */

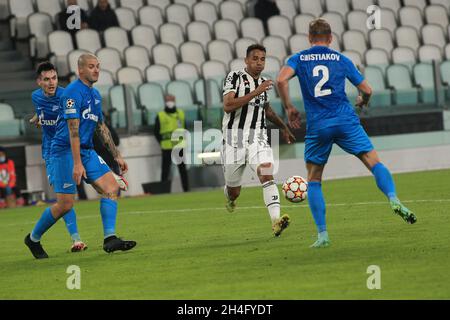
xmin=287 ymin=46 xmax=364 ymax=132
xmin=31 ymin=87 xmax=65 ymax=160
xmin=52 ymin=79 xmax=103 ymax=155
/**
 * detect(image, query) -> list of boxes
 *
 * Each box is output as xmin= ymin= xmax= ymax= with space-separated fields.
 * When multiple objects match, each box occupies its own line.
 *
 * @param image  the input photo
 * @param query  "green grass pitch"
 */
xmin=1 ymin=169 xmax=450 ymax=300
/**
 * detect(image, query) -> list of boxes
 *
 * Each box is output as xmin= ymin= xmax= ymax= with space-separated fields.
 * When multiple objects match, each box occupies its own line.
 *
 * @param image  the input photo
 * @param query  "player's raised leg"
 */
xmin=358 ymin=150 xmax=417 ymax=224
xmin=257 ymin=162 xmax=290 ymax=237
xmin=91 ymin=170 xmax=136 ymax=253
xmin=224 ymin=185 xmax=240 ymax=213
xmin=306 ymin=162 xmax=330 ymax=248
xmin=25 ymin=192 xmax=75 ymax=259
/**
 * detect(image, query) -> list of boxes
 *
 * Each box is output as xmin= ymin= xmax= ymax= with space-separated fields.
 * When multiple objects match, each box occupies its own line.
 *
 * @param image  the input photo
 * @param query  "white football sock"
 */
xmin=262 ymin=180 xmax=281 ymax=224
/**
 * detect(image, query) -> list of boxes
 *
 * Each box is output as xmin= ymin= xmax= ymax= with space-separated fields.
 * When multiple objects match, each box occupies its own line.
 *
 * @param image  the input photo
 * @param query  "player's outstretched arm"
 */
xmin=276 ymin=66 xmax=301 ymax=129
xmin=223 ymin=80 xmax=273 ymax=113
xmin=95 ymin=122 xmax=128 ymax=174
xmin=67 ymin=118 xmax=86 ymax=185
xmin=265 ymin=104 xmax=295 ymax=144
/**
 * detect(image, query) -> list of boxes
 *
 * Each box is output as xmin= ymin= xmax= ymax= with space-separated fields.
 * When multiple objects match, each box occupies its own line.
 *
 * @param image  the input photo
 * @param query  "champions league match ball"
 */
xmin=282 ymin=176 xmax=308 ymax=203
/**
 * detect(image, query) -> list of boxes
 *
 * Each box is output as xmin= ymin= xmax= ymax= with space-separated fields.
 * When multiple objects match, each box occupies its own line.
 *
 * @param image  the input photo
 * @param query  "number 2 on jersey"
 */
xmin=313 ymin=65 xmax=332 ymax=98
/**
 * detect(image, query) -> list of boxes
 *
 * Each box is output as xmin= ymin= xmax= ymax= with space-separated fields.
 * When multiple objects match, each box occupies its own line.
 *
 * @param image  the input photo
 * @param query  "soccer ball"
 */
xmin=282 ymin=176 xmax=308 ymax=203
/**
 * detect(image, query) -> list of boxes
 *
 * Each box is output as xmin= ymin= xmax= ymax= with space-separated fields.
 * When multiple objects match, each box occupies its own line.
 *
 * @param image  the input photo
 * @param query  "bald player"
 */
xmin=25 ymin=53 xmax=136 ymax=259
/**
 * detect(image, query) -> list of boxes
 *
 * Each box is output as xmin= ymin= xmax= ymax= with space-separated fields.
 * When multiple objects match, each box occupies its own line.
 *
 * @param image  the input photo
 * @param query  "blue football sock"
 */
xmin=62 ymin=208 xmax=81 ymax=242
xmin=307 ymin=181 xmax=327 ymax=233
xmin=371 ymin=163 xmax=397 ymax=200
xmin=100 ymin=198 xmax=117 ymax=239
xmin=30 ymin=207 xmax=57 ymax=242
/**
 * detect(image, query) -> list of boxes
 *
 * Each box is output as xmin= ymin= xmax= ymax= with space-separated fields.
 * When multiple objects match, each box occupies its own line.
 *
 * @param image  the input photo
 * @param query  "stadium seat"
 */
xmin=345 ymin=79 xmax=359 ymax=104
xmin=365 ymin=49 xmax=390 ymax=74
xmin=294 ymin=14 xmax=315 ymax=35
xmin=422 ymin=24 xmax=447 ymax=50
xmin=8 ymin=0 xmax=35 ymax=39
xmin=298 ymin=0 xmax=322 ymax=18
xmin=288 ymin=78 xmax=305 ymax=112
xmin=289 ymin=34 xmax=310 ymax=54
xmin=330 ymin=32 xmax=342 ymax=52
xmin=403 ymin=0 xmax=427 ymax=12
xmin=146 ymin=0 xmax=170 ymax=12
xmin=145 ymin=65 xmax=172 ymax=88
xmin=68 ymin=49 xmax=89 ymax=75
xmin=94 ymin=70 xmax=115 ymax=111
xmin=208 ymin=40 xmax=234 ymax=67
xmin=180 ymin=41 xmax=206 ymax=70
xmin=386 ymin=64 xmax=419 ymax=105
xmin=430 ymin=0 xmax=450 ymax=13
xmin=173 ymin=62 xmax=200 ymax=89
xmin=235 ymin=38 xmax=259 ymax=58
xmin=120 ymin=0 xmax=144 ymax=15
xmin=194 ymin=79 xmax=223 ymax=128
xmin=36 ymin=0 xmax=61 ymax=23
xmin=369 ymin=29 xmax=394 ymax=54
xmin=418 ymin=45 xmax=443 ymax=63
xmin=214 ymin=20 xmax=239 ymax=46
xmin=377 ymin=0 xmax=401 ymax=18
xmin=92 ymin=0 xmax=117 ymax=9
xmin=240 ymin=18 xmax=266 ymax=43
xmin=399 ymin=6 xmax=424 ymax=34
xmin=75 ymin=29 xmax=102 ymax=53
xmin=96 ymin=48 xmax=123 ymax=81
xmin=166 ymin=4 xmax=191 ymax=30
xmin=343 ymin=30 xmax=367 ymax=58
xmin=138 ymin=6 xmax=164 ymax=32
xmin=159 ymin=23 xmax=185 ymax=52
xmin=0 ymin=103 xmax=21 ymax=137
xmin=187 ymin=21 xmax=212 ymax=51
xmin=392 ymin=47 xmax=417 ymax=71
xmin=131 ymin=25 xmax=157 ymax=55
xmin=395 ymin=26 xmax=421 ymax=53
xmin=124 ymin=45 xmax=150 ymax=74
xmin=263 ymin=36 xmax=287 ymax=65
xmin=446 ymin=43 xmax=450 ymax=60
xmin=48 ymin=31 xmax=74 ymax=78
xmin=350 ymin=0 xmax=376 ymax=11
xmin=379 ymin=8 xmax=398 ymax=36
xmin=267 ymin=16 xmax=292 ymax=43
xmin=347 ymin=10 xmax=370 ymax=40
xmin=115 ymin=7 xmax=137 ymax=31
xmin=28 ymin=13 xmax=53 ymax=60
xmin=109 ymin=85 xmax=140 ymax=128
xmin=264 ymin=56 xmax=282 ymax=80
xmin=425 ymin=5 xmax=449 ymax=36
xmin=413 ymin=63 xmax=438 ymax=104
xmin=201 ymin=60 xmax=227 ymax=84
xmin=325 ymin=0 xmax=350 ymax=19
xmin=152 ymin=44 xmax=179 ymax=73
xmin=138 ymin=82 xmax=166 ymax=126
xmin=219 ymin=1 xmax=245 ymax=27
xmin=117 ymin=66 xmax=143 ymax=86
xmin=193 ymin=2 xmax=218 ymax=28
xmin=229 ymin=58 xmax=246 ymax=71
xmin=174 ymin=0 xmax=197 ymax=13
xmin=203 ymin=0 xmax=224 ymax=7
xmin=320 ymin=12 xmax=345 ymax=38
xmin=440 ymin=61 xmax=450 ymax=100
xmin=342 ymin=50 xmax=363 ymax=68
xmin=276 ymin=0 xmax=297 ymax=22
xmin=166 ymin=81 xmax=200 ymax=125
xmin=364 ymin=66 xmax=392 ymax=108
xmin=104 ymin=27 xmax=130 ymax=58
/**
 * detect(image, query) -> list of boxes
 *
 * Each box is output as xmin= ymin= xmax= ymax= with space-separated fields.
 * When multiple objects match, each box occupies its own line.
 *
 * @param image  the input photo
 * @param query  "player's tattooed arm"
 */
xmin=265 ymin=104 xmax=296 ymax=144
xmin=96 ymin=122 xmax=128 ymax=174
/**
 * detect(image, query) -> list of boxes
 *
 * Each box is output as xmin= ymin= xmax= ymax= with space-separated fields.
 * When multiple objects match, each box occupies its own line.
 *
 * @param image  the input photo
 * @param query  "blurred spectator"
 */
xmin=89 ymin=0 xmax=119 ymax=32
xmin=254 ymin=0 xmax=280 ymax=33
xmin=0 ymin=147 xmax=25 ymax=209
xmin=58 ymin=0 xmax=89 ymax=35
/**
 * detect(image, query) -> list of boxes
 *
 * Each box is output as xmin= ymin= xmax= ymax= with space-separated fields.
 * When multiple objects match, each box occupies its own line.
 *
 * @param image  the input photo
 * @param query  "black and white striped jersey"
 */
xmin=222 ymin=69 xmax=270 ymax=147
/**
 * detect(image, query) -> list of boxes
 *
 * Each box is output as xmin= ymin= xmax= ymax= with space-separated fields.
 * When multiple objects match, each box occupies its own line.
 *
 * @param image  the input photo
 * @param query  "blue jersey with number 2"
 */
xmin=287 ymin=46 xmax=364 ymax=132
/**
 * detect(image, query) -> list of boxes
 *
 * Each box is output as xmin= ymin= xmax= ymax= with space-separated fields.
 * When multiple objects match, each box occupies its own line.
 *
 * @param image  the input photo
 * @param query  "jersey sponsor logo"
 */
xmin=82 ymin=106 xmax=99 ymax=122
xmin=39 ymin=111 xmax=59 ymax=126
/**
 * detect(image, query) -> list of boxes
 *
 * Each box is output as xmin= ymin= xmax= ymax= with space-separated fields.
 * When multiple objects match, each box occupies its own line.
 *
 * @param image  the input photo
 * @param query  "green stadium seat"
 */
xmin=288 ymin=78 xmax=305 ymax=112
xmin=0 ymin=103 xmax=22 ymax=137
xmin=413 ymin=63 xmax=438 ymax=104
xmin=440 ymin=61 xmax=450 ymax=101
xmin=386 ymin=64 xmax=419 ymax=105
xmin=194 ymin=79 xmax=223 ymax=129
xmin=364 ymin=66 xmax=392 ymax=107
xmin=138 ymin=82 xmax=166 ymax=127
xmin=109 ymin=85 xmax=143 ymax=129
xmin=166 ymin=80 xmax=200 ymax=127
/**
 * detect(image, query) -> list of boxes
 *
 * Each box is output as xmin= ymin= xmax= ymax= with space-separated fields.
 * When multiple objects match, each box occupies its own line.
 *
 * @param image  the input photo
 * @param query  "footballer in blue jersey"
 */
xmin=276 ymin=18 xmax=417 ymax=248
xmin=30 ymin=62 xmax=87 ymax=252
xmin=25 ymin=54 xmax=136 ymax=259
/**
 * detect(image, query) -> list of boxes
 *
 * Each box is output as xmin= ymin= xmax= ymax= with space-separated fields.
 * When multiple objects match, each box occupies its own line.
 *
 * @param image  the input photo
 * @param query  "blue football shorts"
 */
xmin=52 ymin=149 xmax=111 ymax=194
xmin=304 ymin=124 xmax=374 ymax=165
